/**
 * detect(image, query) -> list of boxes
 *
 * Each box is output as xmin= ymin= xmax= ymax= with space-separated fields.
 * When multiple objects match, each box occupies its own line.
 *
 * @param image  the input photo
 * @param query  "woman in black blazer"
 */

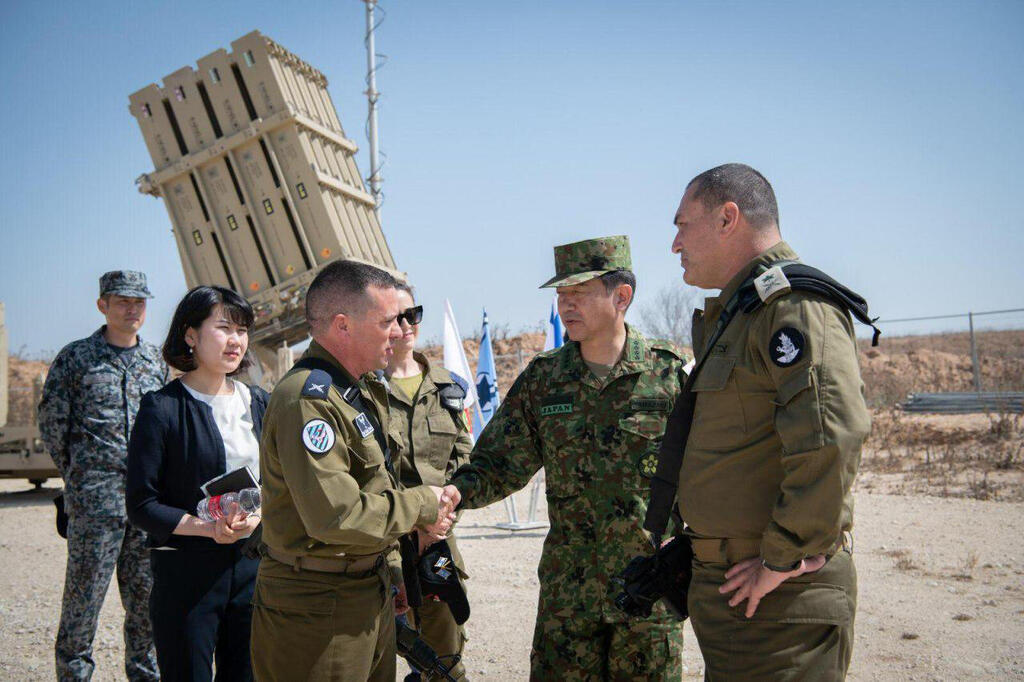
xmin=127 ymin=286 xmax=267 ymax=682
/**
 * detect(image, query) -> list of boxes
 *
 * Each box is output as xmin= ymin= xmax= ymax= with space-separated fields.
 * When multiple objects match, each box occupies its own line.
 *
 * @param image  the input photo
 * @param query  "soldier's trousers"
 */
xmin=529 ymin=613 xmax=683 ymax=681
xmin=251 ymin=556 xmax=396 ymax=681
xmin=688 ymin=548 xmax=857 ymax=681
xmin=55 ymin=514 xmax=158 ymax=682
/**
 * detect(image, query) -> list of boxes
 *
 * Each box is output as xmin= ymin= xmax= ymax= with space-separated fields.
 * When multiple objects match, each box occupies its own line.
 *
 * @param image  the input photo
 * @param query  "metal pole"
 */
xmin=968 ymin=312 xmax=982 ymax=392
xmin=363 ymin=0 xmax=382 ymax=219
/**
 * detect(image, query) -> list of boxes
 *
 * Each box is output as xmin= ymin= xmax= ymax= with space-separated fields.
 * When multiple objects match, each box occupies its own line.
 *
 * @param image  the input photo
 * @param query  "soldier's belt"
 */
xmin=691 ymin=533 xmax=851 ymax=564
xmin=267 ymin=548 xmax=387 ymax=575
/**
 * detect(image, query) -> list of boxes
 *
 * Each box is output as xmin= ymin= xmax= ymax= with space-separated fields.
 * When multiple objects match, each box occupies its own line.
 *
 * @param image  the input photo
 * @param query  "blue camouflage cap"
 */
xmin=99 ymin=270 xmax=153 ymax=299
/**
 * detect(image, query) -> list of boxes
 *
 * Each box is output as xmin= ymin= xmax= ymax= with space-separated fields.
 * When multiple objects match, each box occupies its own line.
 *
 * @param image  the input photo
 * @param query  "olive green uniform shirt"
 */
xmin=678 ymin=242 xmax=871 ymax=567
xmin=388 ymin=351 xmax=473 ymax=489
xmin=259 ymin=341 xmax=439 ymax=559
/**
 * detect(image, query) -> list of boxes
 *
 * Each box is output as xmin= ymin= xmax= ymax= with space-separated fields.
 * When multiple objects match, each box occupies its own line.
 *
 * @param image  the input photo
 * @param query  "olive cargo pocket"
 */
xmin=773 ymin=366 xmax=825 ymax=453
xmin=689 ymin=355 xmax=746 ymax=450
xmin=426 ymin=411 xmax=459 ymax=468
xmin=734 ymin=580 xmax=852 ymax=625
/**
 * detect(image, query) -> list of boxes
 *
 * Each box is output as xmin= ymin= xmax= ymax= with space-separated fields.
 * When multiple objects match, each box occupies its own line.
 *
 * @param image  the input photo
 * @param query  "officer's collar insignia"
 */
xmin=302 ymin=418 xmax=336 ymax=454
xmin=301 ymin=369 xmax=334 ymax=399
xmin=354 ymin=413 xmax=375 ymax=439
xmin=755 ymin=265 xmax=792 ymax=303
xmin=770 ymin=327 xmax=805 ymax=367
xmin=540 ymin=394 xmax=573 ymax=416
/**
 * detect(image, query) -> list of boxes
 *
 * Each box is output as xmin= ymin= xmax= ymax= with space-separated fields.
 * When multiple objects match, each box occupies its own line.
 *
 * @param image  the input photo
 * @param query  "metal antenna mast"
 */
xmin=363 ymin=0 xmax=383 ymax=219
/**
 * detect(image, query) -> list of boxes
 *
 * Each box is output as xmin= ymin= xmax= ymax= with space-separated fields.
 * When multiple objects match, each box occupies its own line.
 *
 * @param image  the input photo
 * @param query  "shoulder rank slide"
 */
xmin=439 ymin=372 xmax=467 ymax=413
xmin=301 ymin=369 xmax=333 ymax=399
xmin=754 ymin=265 xmax=792 ymax=304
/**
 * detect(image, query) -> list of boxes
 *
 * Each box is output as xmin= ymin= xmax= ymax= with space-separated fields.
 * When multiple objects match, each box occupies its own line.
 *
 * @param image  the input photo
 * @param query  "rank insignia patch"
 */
xmin=354 ymin=412 xmax=375 ymax=438
xmin=639 ymin=450 xmax=659 ymax=478
xmin=770 ymin=327 xmax=806 ymax=367
xmin=302 ymin=418 xmax=336 ymax=454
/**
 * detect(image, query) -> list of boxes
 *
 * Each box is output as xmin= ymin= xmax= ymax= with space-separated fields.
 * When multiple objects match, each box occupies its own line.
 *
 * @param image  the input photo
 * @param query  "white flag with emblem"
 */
xmin=443 ymin=300 xmax=480 ymax=434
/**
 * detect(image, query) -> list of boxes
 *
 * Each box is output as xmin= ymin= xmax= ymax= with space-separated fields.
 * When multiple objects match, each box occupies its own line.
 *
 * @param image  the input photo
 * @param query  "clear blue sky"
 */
xmin=2 ymin=0 xmax=1022 ymax=356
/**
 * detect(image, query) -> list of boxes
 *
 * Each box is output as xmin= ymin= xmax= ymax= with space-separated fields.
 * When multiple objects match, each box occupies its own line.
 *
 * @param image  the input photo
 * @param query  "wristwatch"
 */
xmin=762 ymin=558 xmax=802 ymax=572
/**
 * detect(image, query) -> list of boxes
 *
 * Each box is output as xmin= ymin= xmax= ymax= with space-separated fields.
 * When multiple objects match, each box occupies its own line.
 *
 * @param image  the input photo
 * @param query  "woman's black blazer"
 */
xmin=126 ymin=378 xmax=269 ymax=549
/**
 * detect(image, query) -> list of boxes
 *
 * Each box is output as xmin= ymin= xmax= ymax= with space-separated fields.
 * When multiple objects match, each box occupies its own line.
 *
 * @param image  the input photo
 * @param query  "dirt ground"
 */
xmin=1 ymin=477 xmax=1022 ymax=681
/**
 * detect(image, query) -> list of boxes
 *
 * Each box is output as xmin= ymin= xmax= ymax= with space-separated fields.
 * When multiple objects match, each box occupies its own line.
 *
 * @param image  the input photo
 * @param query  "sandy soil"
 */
xmin=1 ymin=478 xmax=1022 ymax=681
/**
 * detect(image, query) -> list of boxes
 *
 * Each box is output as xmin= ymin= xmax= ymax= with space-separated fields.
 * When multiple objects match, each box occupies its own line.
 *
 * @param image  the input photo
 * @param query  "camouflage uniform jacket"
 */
xmin=450 ymin=324 xmax=686 ymax=622
xmin=38 ymin=327 xmax=167 ymax=517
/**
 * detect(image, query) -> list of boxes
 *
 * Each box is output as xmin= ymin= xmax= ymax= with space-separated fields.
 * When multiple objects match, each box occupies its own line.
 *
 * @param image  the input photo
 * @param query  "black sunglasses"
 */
xmin=397 ymin=305 xmax=423 ymax=326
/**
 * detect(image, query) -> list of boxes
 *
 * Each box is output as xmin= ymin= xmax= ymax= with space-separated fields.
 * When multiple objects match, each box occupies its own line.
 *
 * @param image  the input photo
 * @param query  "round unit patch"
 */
xmin=770 ymin=327 xmax=806 ymax=367
xmin=638 ymin=450 xmax=659 ymax=478
xmin=302 ymin=418 xmax=336 ymax=454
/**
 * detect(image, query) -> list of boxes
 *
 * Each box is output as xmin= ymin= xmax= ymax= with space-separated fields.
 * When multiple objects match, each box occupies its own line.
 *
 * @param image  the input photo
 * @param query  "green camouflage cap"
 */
xmin=99 ymin=270 xmax=153 ymax=298
xmin=539 ymin=235 xmax=632 ymax=288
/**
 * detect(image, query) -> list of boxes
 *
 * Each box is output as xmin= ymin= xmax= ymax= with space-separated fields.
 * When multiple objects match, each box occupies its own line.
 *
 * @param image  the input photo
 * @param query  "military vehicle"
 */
xmin=0 ymin=303 xmax=59 ymax=487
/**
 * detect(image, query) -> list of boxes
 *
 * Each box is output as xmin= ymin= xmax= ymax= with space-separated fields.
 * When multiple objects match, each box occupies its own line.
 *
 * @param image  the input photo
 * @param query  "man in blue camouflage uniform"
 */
xmin=448 ymin=236 xmax=688 ymax=681
xmin=39 ymin=271 xmax=167 ymax=681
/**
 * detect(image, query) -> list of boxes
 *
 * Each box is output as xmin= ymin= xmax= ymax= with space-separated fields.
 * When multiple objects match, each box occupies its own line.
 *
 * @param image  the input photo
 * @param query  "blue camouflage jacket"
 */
xmin=38 ymin=327 xmax=168 ymax=517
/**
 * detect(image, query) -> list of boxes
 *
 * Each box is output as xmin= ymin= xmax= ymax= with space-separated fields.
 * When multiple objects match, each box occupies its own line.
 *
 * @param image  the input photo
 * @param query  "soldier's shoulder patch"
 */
xmin=302 ymin=418 xmax=336 ymax=454
xmin=301 ymin=369 xmax=333 ymax=399
xmin=769 ymin=327 xmax=806 ymax=367
xmin=438 ymin=376 xmax=466 ymax=413
xmin=444 ymin=371 xmax=468 ymax=396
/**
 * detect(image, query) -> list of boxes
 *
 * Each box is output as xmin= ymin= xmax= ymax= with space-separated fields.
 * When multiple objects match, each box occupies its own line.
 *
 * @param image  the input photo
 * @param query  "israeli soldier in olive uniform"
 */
xmin=38 ymin=271 xmax=166 ymax=681
xmin=385 ymin=285 xmax=473 ymax=681
xmin=449 ymin=236 xmax=687 ymax=681
xmin=251 ymin=260 xmax=457 ymax=682
xmin=670 ymin=164 xmax=870 ymax=680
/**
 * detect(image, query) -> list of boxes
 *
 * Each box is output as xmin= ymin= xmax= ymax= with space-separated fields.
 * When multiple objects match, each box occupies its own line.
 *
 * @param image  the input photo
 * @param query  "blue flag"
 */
xmin=473 ymin=309 xmax=501 ymax=434
xmin=543 ymin=297 xmax=564 ymax=351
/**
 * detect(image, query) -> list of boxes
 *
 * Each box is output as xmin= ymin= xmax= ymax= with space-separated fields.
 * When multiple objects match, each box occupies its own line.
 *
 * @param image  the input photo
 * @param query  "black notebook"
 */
xmin=200 ymin=466 xmax=259 ymax=497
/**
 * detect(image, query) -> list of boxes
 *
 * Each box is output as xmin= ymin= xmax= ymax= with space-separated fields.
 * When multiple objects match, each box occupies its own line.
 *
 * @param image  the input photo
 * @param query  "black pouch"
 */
xmin=54 ymin=493 xmax=68 ymax=539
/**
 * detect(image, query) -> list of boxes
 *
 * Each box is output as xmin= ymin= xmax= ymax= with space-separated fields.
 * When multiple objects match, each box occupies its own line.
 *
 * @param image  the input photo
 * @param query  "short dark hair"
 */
xmin=305 ymin=260 xmax=400 ymax=334
xmin=599 ymin=269 xmax=636 ymax=310
xmin=163 ymin=286 xmax=254 ymax=374
xmin=686 ymin=163 xmax=779 ymax=230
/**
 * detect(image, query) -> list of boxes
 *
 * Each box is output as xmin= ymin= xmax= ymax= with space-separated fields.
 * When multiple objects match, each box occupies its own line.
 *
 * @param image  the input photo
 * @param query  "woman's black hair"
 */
xmin=162 ymin=286 xmax=255 ymax=374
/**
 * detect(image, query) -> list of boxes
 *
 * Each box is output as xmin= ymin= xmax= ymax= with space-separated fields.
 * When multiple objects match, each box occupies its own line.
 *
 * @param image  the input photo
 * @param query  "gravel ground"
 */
xmin=1 ymin=479 xmax=1022 ymax=681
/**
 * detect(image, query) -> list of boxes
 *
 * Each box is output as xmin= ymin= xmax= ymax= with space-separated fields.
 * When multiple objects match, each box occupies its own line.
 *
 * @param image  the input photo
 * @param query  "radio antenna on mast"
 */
xmin=363 ymin=0 xmax=383 ymax=220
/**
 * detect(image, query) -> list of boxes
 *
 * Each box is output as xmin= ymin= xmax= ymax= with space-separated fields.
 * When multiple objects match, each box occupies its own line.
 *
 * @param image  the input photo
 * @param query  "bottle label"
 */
xmin=207 ymin=494 xmax=226 ymax=520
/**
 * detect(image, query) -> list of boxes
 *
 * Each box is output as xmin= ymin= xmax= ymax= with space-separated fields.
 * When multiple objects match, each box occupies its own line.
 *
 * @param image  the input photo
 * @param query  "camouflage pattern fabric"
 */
xmin=449 ymin=324 xmax=688 ymax=680
xmin=540 ymin=235 xmax=633 ymax=288
xmin=98 ymin=270 xmax=153 ymax=298
xmin=38 ymin=327 xmax=168 ymax=517
xmin=55 ymin=515 xmax=158 ymax=681
xmin=38 ymin=326 xmax=166 ymax=680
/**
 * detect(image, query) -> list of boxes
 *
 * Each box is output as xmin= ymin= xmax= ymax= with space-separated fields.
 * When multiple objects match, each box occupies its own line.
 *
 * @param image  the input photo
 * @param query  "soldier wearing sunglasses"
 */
xmin=386 ymin=285 xmax=473 ymax=681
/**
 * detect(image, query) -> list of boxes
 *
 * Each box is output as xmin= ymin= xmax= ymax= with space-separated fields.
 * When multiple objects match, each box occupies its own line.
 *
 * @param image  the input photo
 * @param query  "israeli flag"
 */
xmin=473 ymin=309 xmax=500 ymax=434
xmin=543 ymin=297 xmax=564 ymax=351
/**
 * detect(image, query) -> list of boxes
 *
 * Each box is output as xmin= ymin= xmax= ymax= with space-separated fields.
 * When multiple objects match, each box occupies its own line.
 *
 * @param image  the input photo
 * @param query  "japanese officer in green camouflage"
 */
xmin=251 ymin=260 xmax=459 ymax=682
xmin=671 ymin=164 xmax=870 ymax=680
xmin=38 ymin=270 xmax=165 ymax=682
xmin=448 ymin=236 xmax=688 ymax=681
xmin=385 ymin=282 xmax=474 ymax=681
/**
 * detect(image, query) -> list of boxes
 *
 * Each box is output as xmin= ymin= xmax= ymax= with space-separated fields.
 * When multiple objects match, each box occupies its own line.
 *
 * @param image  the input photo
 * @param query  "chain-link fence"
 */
xmin=858 ymin=307 xmax=1024 ymax=408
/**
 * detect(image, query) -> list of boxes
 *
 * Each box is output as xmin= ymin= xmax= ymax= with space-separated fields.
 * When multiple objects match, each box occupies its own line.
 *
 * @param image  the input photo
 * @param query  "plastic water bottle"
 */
xmin=197 ymin=487 xmax=261 ymax=522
